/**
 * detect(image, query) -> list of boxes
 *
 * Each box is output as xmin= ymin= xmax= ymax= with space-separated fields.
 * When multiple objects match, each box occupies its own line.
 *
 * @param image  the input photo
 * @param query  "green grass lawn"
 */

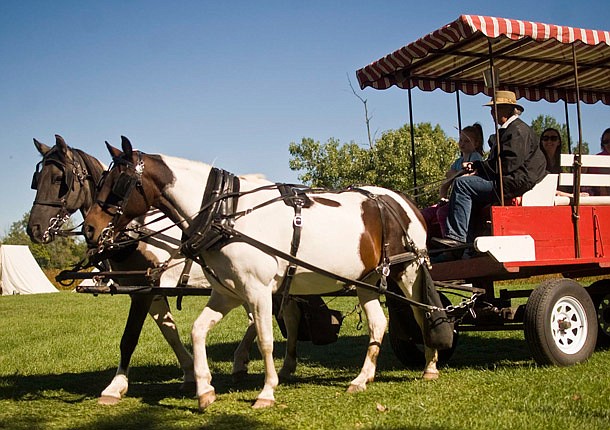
xmin=0 ymin=291 xmax=609 ymax=430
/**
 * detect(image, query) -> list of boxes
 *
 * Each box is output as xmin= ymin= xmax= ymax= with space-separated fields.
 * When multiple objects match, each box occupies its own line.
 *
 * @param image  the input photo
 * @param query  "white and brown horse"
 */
xmin=82 ymin=136 xmax=440 ymax=409
xmin=26 ymin=135 xmax=271 ymax=404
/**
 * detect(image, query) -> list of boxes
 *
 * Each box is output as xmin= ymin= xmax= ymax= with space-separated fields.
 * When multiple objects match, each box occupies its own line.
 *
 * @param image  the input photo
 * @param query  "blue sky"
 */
xmin=1 ymin=0 xmax=609 ymax=234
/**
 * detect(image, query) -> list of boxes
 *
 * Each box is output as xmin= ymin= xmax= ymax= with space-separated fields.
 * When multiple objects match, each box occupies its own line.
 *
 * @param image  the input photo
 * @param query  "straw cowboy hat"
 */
xmin=484 ymin=90 xmax=524 ymax=112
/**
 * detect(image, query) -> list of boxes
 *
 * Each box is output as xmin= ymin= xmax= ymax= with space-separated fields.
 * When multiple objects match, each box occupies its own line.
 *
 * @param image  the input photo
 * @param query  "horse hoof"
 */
xmin=252 ymin=398 xmax=275 ymax=409
xmin=278 ymin=370 xmax=293 ymax=380
xmin=422 ymin=370 xmax=439 ymax=381
xmin=231 ymin=370 xmax=248 ymax=383
xmin=180 ymin=381 xmax=196 ymax=394
xmin=346 ymin=384 xmax=366 ymax=393
xmin=98 ymin=395 xmax=121 ymax=405
xmin=198 ymin=390 xmax=217 ymax=410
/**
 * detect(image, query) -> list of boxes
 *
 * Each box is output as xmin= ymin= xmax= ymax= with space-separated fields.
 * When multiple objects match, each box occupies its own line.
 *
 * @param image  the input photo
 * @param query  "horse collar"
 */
xmin=181 ymin=168 xmax=241 ymax=259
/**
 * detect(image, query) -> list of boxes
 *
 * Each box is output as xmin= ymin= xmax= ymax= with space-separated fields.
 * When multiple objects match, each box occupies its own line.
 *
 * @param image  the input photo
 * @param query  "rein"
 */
xmin=93 ymin=156 xmax=481 ymax=313
xmin=219 ymin=224 xmax=444 ymax=312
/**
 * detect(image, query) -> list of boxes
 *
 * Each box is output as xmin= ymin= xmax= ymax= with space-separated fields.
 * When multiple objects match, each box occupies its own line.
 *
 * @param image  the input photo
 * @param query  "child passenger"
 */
xmin=421 ymin=123 xmax=484 ymax=240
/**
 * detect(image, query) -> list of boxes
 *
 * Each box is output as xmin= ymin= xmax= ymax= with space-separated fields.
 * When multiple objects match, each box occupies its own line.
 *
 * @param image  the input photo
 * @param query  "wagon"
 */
xmin=357 ymin=14 xmax=610 ymax=366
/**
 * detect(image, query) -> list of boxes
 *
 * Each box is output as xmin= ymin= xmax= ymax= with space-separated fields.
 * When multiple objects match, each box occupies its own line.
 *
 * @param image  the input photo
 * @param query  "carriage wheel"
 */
xmin=524 ymin=279 xmax=597 ymax=366
xmin=387 ymin=292 xmax=458 ymax=368
xmin=586 ymin=279 xmax=610 ymax=347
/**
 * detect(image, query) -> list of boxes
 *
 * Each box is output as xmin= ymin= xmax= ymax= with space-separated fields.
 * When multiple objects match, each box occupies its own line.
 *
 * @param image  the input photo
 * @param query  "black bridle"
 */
xmin=31 ymin=147 xmax=95 ymax=241
xmin=93 ymin=152 xmax=146 ymax=248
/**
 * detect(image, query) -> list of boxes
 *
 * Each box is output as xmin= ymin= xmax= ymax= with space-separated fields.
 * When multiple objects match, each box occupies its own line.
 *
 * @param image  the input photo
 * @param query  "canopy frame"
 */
xmin=356 ymin=15 xmax=609 ymax=257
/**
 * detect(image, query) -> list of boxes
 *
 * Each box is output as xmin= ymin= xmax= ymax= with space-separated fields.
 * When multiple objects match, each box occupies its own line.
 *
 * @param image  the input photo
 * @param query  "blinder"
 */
xmin=112 ymin=171 xmax=140 ymax=200
xmin=31 ymin=161 xmax=42 ymax=190
xmin=95 ymin=154 xmax=145 ymax=218
xmin=31 ymin=158 xmax=75 ymax=197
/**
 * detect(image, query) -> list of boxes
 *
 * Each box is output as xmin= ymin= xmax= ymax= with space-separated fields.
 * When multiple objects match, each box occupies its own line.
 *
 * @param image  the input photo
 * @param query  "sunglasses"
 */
xmin=602 ymin=139 xmax=610 ymax=146
xmin=541 ymin=135 xmax=559 ymax=142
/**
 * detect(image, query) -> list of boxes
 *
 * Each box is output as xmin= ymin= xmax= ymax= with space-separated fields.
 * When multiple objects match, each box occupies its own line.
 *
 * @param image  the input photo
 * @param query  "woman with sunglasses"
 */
xmin=588 ymin=128 xmax=610 ymax=196
xmin=539 ymin=128 xmax=562 ymax=174
xmin=597 ymin=128 xmax=610 ymax=157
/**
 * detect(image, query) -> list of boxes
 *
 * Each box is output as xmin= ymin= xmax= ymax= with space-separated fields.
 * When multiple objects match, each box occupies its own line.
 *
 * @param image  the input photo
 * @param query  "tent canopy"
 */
xmin=0 ymin=245 xmax=58 ymax=295
xmin=356 ymin=15 xmax=610 ymax=105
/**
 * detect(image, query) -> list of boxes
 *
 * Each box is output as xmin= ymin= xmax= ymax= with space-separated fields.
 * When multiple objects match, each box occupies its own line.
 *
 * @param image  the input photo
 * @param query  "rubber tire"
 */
xmin=586 ymin=279 xmax=610 ymax=347
xmin=524 ymin=278 xmax=597 ymax=366
xmin=387 ymin=292 xmax=458 ymax=368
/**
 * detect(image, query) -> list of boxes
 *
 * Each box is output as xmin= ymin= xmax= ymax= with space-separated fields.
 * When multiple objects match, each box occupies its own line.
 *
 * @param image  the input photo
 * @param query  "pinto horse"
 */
xmin=26 ymin=135 xmax=265 ymax=404
xmin=82 ymin=136 xmax=440 ymax=409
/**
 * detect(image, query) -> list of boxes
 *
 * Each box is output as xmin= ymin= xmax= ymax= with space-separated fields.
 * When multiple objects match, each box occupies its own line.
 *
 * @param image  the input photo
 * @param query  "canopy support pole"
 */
xmin=407 ymin=85 xmax=418 ymax=201
xmin=571 ymin=44 xmax=583 ymax=258
xmin=487 ymin=39 xmax=504 ymax=206
xmin=564 ymin=99 xmax=572 ymax=154
xmin=455 ymin=90 xmax=462 ymax=132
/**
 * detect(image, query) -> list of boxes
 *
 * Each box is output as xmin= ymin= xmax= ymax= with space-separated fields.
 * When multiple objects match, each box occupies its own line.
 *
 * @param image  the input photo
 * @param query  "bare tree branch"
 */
xmin=347 ymin=73 xmax=373 ymax=148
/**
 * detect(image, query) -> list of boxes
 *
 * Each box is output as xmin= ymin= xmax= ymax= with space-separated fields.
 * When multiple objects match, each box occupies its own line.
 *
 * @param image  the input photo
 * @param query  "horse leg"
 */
xmin=411 ymin=304 xmax=439 ymax=380
xmin=278 ymin=297 xmax=300 ymax=379
xmin=249 ymin=289 xmax=279 ymax=409
xmin=232 ymin=306 xmax=256 ymax=380
xmin=397 ymin=264 xmax=439 ymax=380
xmin=99 ymin=294 xmax=153 ymax=405
xmin=148 ymin=295 xmax=195 ymax=392
xmin=192 ymin=291 xmax=242 ymax=410
xmin=347 ymin=290 xmax=387 ymax=393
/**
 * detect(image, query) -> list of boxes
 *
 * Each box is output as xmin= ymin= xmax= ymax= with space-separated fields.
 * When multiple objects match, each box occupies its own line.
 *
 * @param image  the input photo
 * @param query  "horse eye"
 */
xmin=53 ymin=176 xmax=63 ymax=185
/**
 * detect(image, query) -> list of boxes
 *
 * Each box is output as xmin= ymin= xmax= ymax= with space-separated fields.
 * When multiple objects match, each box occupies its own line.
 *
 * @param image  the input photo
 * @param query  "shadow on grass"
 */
xmin=0 ymin=331 xmax=538 ymax=405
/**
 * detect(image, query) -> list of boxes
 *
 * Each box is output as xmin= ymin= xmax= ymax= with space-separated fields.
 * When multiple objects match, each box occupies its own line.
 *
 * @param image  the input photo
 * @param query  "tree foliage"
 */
xmin=289 ymin=123 xmax=458 ymax=207
xmin=0 ymin=212 xmax=87 ymax=269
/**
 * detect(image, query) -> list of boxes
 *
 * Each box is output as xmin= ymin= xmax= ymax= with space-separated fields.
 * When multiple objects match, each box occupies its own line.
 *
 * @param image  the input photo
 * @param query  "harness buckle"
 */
xmin=293 ymin=215 xmax=303 ymax=227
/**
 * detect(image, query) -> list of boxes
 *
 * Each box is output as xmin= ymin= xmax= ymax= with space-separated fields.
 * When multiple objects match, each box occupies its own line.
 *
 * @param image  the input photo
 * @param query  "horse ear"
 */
xmin=55 ymin=134 xmax=68 ymax=155
xmin=120 ymin=136 xmax=133 ymax=158
xmin=33 ymin=138 xmax=52 ymax=156
xmin=106 ymin=141 xmax=124 ymax=159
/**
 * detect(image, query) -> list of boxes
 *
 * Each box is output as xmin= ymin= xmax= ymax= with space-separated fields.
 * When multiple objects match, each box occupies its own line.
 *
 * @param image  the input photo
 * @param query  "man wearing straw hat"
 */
xmin=434 ymin=90 xmax=547 ymax=255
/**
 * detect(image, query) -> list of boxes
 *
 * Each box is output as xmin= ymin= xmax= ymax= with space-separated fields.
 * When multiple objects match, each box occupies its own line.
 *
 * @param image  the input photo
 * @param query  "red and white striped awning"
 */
xmin=356 ymin=15 xmax=610 ymax=105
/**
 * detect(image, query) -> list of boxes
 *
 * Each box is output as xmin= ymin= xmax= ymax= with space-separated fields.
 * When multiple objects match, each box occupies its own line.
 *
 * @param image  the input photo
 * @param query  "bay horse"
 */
xmin=82 ymin=136 xmax=440 ymax=410
xmin=26 ymin=135 xmax=275 ymax=404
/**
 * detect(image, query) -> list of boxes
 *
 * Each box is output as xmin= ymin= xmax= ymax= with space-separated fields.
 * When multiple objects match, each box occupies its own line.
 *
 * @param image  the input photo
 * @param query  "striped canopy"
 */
xmin=356 ymin=15 xmax=610 ymax=105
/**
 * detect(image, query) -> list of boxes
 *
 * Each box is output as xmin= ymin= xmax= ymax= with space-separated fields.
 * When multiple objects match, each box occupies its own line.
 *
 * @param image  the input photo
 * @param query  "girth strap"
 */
xmin=275 ymin=185 xmax=309 ymax=317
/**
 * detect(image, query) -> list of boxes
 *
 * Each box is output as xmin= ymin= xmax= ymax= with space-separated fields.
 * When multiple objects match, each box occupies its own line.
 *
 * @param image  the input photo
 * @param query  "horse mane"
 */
xmin=71 ymin=147 xmax=105 ymax=186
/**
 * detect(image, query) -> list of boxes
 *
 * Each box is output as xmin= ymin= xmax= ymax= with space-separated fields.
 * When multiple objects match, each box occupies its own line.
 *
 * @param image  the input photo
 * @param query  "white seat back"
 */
xmin=520 ymin=174 xmax=558 ymax=206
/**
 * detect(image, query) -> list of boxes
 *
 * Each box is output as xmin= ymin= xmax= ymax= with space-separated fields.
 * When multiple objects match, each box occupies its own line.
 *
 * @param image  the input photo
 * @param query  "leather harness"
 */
xmin=176 ymin=168 xmax=428 ymax=308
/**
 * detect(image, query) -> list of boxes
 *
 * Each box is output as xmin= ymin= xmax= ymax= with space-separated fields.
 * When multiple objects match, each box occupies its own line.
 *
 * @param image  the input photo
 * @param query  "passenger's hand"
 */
xmin=462 ymin=162 xmax=475 ymax=174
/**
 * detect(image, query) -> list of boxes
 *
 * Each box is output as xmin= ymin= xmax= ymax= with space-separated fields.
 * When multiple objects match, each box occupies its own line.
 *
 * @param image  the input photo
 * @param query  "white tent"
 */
xmin=0 ymin=245 xmax=58 ymax=295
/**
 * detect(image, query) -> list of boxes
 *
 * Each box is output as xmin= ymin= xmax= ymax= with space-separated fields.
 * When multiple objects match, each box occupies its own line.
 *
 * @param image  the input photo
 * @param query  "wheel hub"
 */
xmin=550 ymin=296 xmax=587 ymax=355
xmin=557 ymin=318 xmax=572 ymax=331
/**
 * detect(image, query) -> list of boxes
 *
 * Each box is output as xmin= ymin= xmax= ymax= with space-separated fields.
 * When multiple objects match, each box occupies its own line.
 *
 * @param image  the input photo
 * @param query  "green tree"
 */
xmin=288 ymin=138 xmax=372 ymax=189
xmin=289 ymin=122 xmax=457 ymax=207
xmin=530 ymin=114 xmax=589 ymax=155
xmin=1 ymin=212 xmax=87 ymax=269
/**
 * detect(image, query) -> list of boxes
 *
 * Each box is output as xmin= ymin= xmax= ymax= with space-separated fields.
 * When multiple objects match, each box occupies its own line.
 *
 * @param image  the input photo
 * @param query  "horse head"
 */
xmin=27 ymin=135 xmax=103 ymax=244
xmin=83 ymin=136 xmax=171 ymax=248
